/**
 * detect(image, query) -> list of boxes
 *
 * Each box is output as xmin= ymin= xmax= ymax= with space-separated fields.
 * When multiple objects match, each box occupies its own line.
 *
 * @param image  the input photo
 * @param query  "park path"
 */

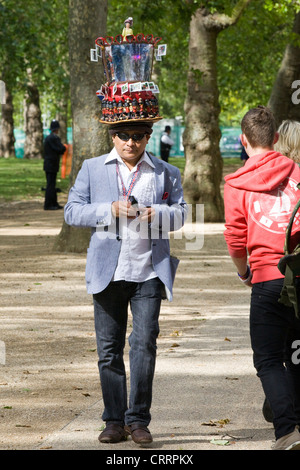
xmin=0 ymin=196 xmax=275 ymax=451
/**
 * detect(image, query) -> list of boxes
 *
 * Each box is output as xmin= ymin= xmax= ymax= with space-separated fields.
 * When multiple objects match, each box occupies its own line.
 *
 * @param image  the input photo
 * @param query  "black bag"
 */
xmin=278 ymin=183 xmax=300 ymax=317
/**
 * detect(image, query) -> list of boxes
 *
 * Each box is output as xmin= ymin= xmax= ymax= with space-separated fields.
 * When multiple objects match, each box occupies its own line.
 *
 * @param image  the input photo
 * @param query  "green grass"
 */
xmin=169 ymin=157 xmax=185 ymax=174
xmin=0 ymin=157 xmax=70 ymax=202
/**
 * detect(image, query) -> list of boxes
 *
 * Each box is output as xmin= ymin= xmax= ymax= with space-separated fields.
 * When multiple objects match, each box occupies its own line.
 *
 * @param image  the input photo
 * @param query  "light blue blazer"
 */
xmin=64 ymin=152 xmax=188 ymax=300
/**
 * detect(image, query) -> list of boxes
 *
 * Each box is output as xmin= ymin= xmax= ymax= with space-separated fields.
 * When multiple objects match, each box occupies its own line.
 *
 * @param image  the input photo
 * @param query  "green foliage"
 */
xmin=217 ymin=0 xmax=299 ymax=124
xmin=1 ymin=0 xmax=300 ymax=128
xmin=0 ymin=0 xmax=69 ymax=97
xmin=264 ymin=0 xmax=300 ymax=13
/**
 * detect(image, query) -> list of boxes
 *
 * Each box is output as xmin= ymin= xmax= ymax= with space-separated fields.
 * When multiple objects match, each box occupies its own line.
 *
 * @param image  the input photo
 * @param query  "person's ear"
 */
xmin=240 ymin=134 xmax=247 ymax=147
xmin=273 ymin=132 xmax=279 ymax=145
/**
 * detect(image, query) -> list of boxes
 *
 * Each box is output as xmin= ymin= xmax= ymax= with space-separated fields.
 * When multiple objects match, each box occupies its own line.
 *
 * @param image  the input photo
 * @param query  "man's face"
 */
xmin=112 ymin=130 xmax=151 ymax=164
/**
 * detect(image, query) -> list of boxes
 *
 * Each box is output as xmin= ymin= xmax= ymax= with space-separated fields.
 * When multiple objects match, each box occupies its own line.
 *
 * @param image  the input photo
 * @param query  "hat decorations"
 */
xmin=90 ymin=18 xmax=167 ymax=124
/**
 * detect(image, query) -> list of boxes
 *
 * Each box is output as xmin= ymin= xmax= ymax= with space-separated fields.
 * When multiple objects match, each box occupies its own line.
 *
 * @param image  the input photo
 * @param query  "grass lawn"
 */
xmin=0 ymin=157 xmax=70 ymax=202
xmin=0 ymin=156 xmax=240 ymax=202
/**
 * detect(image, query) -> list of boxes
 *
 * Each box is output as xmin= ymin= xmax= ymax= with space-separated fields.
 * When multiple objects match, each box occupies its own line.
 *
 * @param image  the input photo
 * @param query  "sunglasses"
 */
xmin=115 ymin=132 xmax=146 ymax=142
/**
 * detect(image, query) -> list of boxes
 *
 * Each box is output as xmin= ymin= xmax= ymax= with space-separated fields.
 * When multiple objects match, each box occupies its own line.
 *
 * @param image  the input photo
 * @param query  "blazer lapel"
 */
xmin=105 ymin=160 xmax=119 ymax=201
xmin=147 ymin=152 xmax=165 ymax=203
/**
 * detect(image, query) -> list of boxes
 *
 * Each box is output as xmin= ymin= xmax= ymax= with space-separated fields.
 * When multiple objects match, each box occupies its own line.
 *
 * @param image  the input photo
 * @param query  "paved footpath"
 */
xmin=34 ymin=224 xmax=275 ymax=453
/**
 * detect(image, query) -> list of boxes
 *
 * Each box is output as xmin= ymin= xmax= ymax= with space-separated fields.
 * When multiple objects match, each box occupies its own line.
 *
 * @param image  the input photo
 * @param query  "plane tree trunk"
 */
xmin=183 ymin=1 xmax=251 ymax=222
xmin=54 ymin=0 xmax=111 ymax=253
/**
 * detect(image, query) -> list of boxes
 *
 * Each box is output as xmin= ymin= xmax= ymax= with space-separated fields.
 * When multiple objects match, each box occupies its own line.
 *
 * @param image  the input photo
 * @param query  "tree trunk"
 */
xmin=183 ymin=2 xmax=251 ymax=222
xmin=54 ymin=0 xmax=110 ymax=253
xmin=0 ymin=87 xmax=15 ymax=158
xmin=268 ymin=12 xmax=300 ymax=126
xmin=24 ymin=70 xmax=43 ymax=159
xmin=183 ymin=9 xmax=224 ymax=222
xmin=56 ymin=96 xmax=68 ymax=144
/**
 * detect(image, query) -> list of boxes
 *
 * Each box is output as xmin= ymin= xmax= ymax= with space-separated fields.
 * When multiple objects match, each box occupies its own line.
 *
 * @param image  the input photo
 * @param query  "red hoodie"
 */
xmin=224 ymin=151 xmax=300 ymax=283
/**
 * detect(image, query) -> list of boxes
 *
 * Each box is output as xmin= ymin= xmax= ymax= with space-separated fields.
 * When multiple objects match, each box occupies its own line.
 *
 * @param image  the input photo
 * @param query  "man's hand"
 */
xmin=111 ymin=200 xmax=138 ymax=218
xmin=139 ymin=206 xmax=155 ymax=223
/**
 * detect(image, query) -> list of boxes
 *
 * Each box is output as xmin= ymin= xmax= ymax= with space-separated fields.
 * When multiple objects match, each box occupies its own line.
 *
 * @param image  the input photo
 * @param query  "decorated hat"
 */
xmin=90 ymin=18 xmax=167 ymax=126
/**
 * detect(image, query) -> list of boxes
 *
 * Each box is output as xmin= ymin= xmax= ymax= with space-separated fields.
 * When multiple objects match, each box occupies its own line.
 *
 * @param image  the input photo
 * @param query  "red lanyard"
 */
xmin=116 ymin=161 xmax=142 ymax=200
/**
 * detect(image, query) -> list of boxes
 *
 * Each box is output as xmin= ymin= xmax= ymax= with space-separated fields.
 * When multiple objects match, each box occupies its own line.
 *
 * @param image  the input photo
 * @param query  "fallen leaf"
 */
xmin=224 ymin=337 xmax=231 ymax=342
xmin=210 ymin=439 xmax=230 ymax=446
xmin=201 ymin=418 xmax=230 ymax=428
xmin=201 ymin=420 xmax=217 ymax=427
xmin=170 ymin=330 xmax=180 ymax=337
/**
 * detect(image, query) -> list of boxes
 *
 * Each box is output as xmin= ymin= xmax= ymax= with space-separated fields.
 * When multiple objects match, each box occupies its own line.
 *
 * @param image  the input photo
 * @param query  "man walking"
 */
xmin=64 ymin=120 xmax=187 ymax=445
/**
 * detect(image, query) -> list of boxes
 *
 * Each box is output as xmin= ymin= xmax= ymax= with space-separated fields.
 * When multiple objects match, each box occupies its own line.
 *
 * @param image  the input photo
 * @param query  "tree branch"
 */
xmin=204 ymin=0 xmax=252 ymax=31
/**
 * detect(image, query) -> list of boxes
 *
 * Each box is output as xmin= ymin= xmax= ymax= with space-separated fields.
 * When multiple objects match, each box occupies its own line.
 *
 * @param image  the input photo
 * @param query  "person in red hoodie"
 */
xmin=224 ymin=106 xmax=300 ymax=450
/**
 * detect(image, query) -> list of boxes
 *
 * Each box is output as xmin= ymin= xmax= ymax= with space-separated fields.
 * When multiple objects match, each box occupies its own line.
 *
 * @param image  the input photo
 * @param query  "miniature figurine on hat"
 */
xmin=122 ymin=17 xmax=133 ymax=41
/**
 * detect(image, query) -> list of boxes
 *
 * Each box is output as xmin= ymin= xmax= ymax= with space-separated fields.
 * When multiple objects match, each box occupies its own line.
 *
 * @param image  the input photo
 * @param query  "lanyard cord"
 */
xmin=116 ymin=161 xmax=142 ymax=200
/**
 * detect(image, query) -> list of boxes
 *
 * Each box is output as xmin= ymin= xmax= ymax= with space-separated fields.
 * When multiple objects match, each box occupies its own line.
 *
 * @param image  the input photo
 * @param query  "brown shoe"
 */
xmin=126 ymin=423 xmax=153 ymax=444
xmin=98 ymin=423 xmax=128 ymax=443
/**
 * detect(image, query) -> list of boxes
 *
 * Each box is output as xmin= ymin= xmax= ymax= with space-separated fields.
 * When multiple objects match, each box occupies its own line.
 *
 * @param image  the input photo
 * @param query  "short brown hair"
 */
xmin=241 ymin=106 xmax=277 ymax=148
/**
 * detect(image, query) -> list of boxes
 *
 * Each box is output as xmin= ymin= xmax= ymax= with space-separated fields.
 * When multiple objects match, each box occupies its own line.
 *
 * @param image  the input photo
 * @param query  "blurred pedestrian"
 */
xmin=275 ymin=119 xmax=300 ymax=166
xmin=43 ymin=119 xmax=66 ymax=210
xmin=160 ymin=125 xmax=174 ymax=163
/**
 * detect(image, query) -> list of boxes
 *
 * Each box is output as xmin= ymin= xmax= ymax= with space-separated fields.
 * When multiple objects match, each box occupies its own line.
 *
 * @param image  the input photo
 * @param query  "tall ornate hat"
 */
xmin=90 ymin=18 xmax=167 ymax=125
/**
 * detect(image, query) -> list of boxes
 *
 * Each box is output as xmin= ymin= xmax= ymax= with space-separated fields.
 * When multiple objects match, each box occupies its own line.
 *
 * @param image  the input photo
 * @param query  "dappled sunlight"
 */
xmin=0 ymin=199 xmax=271 ymax=450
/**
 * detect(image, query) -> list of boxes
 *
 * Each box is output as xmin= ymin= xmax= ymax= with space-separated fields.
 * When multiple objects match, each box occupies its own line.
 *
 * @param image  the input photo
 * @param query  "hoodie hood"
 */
xmin=224 ymin=151 xmax=295 ymax=192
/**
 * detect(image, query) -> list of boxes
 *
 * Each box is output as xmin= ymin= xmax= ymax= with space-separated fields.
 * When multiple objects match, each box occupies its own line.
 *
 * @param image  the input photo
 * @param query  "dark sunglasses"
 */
xmin=115 ymin=132 xmax=146 ymax=142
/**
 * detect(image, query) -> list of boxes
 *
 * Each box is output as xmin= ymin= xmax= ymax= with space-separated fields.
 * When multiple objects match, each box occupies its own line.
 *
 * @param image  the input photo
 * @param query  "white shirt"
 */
xmin=105 ymin=148 xmax=158 ymax=283
xmin=161 ymin=132 xmax=174 ymax=146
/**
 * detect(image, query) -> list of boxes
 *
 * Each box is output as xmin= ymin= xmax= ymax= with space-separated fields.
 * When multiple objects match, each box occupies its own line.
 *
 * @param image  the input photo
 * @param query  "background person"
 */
xmin=262 ymin=119 xmax=300 ymax=424
xmin=43 ymin=119 xmax=66 ymax=210
xmin=275 ymin=119 xmax=300 ymax=165
xmin=160 ymin=125 xmax=174 ymax=163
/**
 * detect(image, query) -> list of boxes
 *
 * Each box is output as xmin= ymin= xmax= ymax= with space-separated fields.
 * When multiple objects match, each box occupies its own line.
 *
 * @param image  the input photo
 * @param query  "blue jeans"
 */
xmin=93 ymin=278 xmax=162 ymax=427
xmin=250 ymin=278 xmax=300 ymax=439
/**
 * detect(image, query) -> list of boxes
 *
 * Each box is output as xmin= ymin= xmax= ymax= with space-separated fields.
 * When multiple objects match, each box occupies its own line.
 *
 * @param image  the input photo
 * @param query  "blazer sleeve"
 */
xmin=64 ymin=160 xmax=112 ymax=228
xmin=150 ymin=166 xmax=188 ymax=233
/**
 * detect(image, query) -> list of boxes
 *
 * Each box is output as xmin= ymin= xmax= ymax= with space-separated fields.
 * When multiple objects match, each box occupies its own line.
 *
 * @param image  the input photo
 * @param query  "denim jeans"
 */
xmin=250 ymin=278 xmax=300 ymax=439
xmin=93 ymin=277 xmax=162 ymax=427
